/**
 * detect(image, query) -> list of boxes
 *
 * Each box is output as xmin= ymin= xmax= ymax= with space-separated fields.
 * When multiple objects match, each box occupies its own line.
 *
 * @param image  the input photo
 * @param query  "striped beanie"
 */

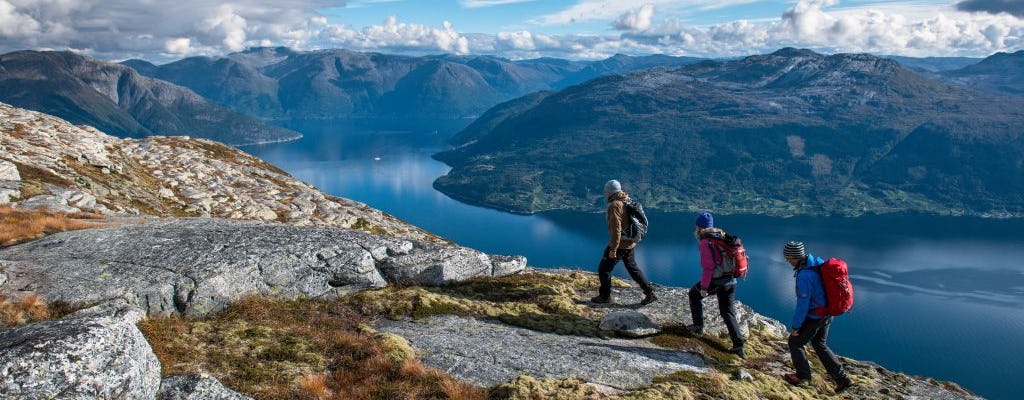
xmin=783 ymin=241 xmax=807 ymax=259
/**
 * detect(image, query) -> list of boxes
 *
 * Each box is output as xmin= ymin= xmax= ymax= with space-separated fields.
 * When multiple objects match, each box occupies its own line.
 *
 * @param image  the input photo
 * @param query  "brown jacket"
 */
xmin=607 ymin=191 xmax=637 ymax=251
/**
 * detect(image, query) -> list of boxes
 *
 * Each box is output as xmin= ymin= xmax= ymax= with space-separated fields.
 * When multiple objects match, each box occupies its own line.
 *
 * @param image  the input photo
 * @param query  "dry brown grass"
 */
xmin=138 ymin=296 xmax=487 ymax=400
xmin=0 ymin=205 xmax=105 ymax=247
xmin=0 ymin=293 xmax=83 ymax=328
xmin=0 ymin=293 xmax=49 ymax=327
xmin=7 ymin=123 xmax=31 ymax=139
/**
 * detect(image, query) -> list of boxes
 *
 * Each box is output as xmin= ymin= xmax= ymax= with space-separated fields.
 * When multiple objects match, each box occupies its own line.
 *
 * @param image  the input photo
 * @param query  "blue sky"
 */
xmin=0 ymin=0 xmax=1022 ymax=61
xmin=320 ymin=0 xmax=952 ymax=34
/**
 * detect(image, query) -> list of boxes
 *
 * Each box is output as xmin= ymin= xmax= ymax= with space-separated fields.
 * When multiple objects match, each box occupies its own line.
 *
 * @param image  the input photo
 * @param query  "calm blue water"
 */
xmin=248 ymin=121 xmax=1024 ymax=400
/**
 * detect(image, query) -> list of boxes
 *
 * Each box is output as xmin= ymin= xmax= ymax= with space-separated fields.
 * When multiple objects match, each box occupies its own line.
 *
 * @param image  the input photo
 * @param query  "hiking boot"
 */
xmin=783 ymin=373 xmax=810 ymax=386
xmin=729 ymin=346 xmax=746 ymax=359
xmin=640 ymin=291 xmax=658 ymax=305
xmin=686 ymin=324 xmax=704 ymax=335
xmin=590 ymin=295 xmax=612 ymax=304
xmin=834 ymin=378 xmax=854 ymax=393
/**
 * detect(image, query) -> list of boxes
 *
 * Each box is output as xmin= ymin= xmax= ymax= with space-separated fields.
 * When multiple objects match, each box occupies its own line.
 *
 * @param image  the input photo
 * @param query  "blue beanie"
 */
xmin=695 ymin=212 xmax=714 ymax=229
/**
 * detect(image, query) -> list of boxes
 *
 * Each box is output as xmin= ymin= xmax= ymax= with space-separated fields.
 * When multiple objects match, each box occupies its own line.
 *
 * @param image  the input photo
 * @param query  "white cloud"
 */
xmin=164 ymin=38 xmax=193 ymax=54
xmin=0 ymin=0 xmax=1022 ymax=62
xmin=615 ymin=4 xmax=656 ymax=31
xmin=0 ymin=0 xmax=40 ymax=37
xmin=320 ymin=16 xmax=470 ymax=54
xmin=532 ymin=0 xmax=759 ymax=26
xmin=460 ymin=0 xmax=535 ymax=8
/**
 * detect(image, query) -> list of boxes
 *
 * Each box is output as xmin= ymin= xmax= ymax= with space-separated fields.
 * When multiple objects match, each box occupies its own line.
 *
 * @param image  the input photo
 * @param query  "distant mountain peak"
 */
xmin=770 ymin=47 xmax=821 ymax=58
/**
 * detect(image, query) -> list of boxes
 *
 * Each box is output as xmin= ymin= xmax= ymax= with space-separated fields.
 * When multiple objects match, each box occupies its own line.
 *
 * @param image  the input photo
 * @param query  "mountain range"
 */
xmin=0 ymin=50 xmax=300 ymax=146
xmin=942 ymin=50 xmax=1024 ymax=96
xmin=434 ymin=48 xmax=1024 ymax=217
xmin=120 ymin=47 xmax=704 ymax=121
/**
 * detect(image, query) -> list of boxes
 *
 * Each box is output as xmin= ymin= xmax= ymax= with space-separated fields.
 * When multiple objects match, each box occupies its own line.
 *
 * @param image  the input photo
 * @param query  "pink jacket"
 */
xmin=698 ymin=236 xmax=720 ymax=289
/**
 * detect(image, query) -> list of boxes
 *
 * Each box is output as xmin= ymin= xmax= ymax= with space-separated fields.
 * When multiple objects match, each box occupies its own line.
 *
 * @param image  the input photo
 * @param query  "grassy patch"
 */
xmin=347 ymin=271 xmax=628 ymax=337
xmin=489 ymin=376 xmax=606 ymax=400
xmin=0 ymin=293 xmax=85 ymax=328
xmin=138 ymin=296 xmax=486 ymax=400
xmin=0 ymin=205 xmax=105 ymax=247
xmin=645 ymin=325 xmax=861 ymax=399
xmin=351 ymin=217 xmax=387 ymax=235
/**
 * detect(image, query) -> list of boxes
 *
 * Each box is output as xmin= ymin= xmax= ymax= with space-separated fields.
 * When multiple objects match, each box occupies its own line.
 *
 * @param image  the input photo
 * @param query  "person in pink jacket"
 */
xmin=687 ymin=211 xmax=745 ymax=358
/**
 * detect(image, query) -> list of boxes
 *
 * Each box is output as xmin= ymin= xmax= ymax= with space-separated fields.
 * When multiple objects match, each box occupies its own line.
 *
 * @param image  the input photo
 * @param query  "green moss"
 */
xmin=347 ymin=271 xmax=618 ymax=337
xmin=489 ymin=376 xmax=604 ymax=400
xmin=351 ymin=217 xmax=387 ymax=235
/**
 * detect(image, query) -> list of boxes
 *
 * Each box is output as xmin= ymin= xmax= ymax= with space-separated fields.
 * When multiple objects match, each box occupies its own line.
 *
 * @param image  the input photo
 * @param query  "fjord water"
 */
xmin=249 ymin=121 xmax=1024 ymax=400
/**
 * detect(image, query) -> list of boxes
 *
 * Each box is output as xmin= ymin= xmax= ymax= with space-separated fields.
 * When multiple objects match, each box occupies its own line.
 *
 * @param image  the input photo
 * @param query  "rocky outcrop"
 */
xmin=0 ymin=102 xmax=436 ymax=242
xmin=0 ymin=218 xmax=525 ymax=316
xmin=0 ymin=302 xmax=161 ymax=399
xmin=159 ymin=374 xmax=253 ymax=400
xmin=375 ymin=315 xmax=707 ymax=390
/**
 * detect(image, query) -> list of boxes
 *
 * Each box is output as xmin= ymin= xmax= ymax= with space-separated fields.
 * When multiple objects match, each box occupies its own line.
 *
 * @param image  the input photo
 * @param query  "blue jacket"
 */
xmin=791 ymin=254 xmax=827 ymax=330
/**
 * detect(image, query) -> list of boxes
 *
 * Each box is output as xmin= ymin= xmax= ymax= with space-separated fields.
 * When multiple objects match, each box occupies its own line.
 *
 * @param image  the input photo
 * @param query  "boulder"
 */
xmin=0 ymin=159 xmax=19 ymax=181
xmin=379 ymin=245 xmax=493 ymax=286
xmin=490 ymin=255 xmax=527 ymax=277
xmin=375 ymin=315 xmax=706 ymax=390
xmin=0 ymin=302 xmax=161 ymax=399
xmin=0 ymin=180 xmax=19 ymax=205
xmin=0 ymin=218 xmax=523 ymax=316
xmin=159 ymin=374 xmax=253 ymax=400
xmin=13 ymin=194 xmax=80 ymax=213
xmin=599 ymin=311 xmax=661 ymax=338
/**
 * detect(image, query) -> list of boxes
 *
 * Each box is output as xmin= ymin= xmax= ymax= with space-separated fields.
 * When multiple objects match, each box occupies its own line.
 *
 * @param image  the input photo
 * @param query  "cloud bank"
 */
xmin=0 ymin=0 xmax=1022 ymax=62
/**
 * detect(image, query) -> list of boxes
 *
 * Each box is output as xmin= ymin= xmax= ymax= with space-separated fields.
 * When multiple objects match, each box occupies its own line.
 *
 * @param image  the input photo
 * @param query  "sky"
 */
xmin=1 ymin=0 xmax=1023 ymax=62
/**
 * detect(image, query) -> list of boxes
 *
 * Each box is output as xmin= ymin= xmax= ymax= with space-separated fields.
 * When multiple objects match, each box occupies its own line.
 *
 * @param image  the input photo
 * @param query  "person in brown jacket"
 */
xmin=591 ymin=180 xmax=657 ymax=305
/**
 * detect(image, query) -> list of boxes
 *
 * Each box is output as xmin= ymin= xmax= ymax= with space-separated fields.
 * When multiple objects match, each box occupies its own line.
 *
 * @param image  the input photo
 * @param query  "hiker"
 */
xmin=782 ymin=241 xmax=854 ymax=393
xmin=591 ymin=180 xmax=657 ymax=305
xmin=686 ymin=211 xmax=745 ymax=358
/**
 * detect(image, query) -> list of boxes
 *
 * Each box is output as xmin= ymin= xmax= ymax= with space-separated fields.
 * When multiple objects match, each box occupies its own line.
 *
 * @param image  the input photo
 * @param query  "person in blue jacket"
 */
xmin=782 ymin=241 xmax=853 ymax=393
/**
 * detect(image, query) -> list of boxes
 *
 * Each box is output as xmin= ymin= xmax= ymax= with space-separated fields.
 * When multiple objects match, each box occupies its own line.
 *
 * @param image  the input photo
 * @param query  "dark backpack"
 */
xmin=619 ymin=198 xmax=648 ymax=243
xmin=710 ymin=234 xmax=749 ymax=278
xmin=812 ymin=258 xmax=855 ymax=316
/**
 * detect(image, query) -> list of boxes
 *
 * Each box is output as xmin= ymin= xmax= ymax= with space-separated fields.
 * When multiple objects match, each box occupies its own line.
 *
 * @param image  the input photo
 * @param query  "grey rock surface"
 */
xmin=0 ymin=218 xmax=521 ymax=316
xmin=159 ymin=374 xmax=253 ymax=400
xmin=580 ymin=276 xmax=788 ymax=340
xmin=380 ymin=246 xmax=492 ymax=286
xmin=375 ymin=315 xmax=707 ymax=390
xmin=0 ymin=302 xmax=161 ymax=399
xmin=0 ymin=102 xmax=438 ymax=242
xmin=0 ymin=159 xmax=19 ymax=181
xmin=599 ymin=311 xmax=661 ymax=338
xmin=13 ymin=194 xmax=80 ymax=213
xmin=0 ymin=180 xmax=18 ymax=205
xmin=490 ymin=255 xmax=528 ymax=277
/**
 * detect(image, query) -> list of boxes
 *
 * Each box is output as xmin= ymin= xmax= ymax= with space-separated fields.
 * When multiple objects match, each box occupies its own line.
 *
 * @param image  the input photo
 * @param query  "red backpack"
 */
xmin=711 ymin=234 xmax=749 ymax=278
xmin=812 ymin=258 xmax=855 ymax=316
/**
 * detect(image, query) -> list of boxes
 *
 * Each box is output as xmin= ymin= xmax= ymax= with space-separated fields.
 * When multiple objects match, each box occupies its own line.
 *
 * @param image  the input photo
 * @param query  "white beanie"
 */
xmin=604 ymin=180 xmax=622 ymax=196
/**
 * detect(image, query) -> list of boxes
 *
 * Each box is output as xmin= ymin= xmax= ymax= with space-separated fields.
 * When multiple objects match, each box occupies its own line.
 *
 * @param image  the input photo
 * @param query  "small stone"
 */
xmin=734 ymin=368 xmax=755 ymax=381
xmin=159 ymin=374 xmax=253 ymax=400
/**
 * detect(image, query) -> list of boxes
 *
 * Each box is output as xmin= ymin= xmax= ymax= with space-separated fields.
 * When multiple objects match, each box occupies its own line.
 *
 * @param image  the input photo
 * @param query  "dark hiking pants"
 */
xmin=788 ymin=316 xmax=851 ymax=383
xmin=688 ymin=282 xmax=744 ymax=348
xmin=597 ymin=246 xmax=653 ymax=298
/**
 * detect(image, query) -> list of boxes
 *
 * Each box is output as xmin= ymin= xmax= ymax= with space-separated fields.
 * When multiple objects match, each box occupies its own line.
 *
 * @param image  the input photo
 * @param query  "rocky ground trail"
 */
xmin=376 ymin=314 xmax=708 ymax=390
